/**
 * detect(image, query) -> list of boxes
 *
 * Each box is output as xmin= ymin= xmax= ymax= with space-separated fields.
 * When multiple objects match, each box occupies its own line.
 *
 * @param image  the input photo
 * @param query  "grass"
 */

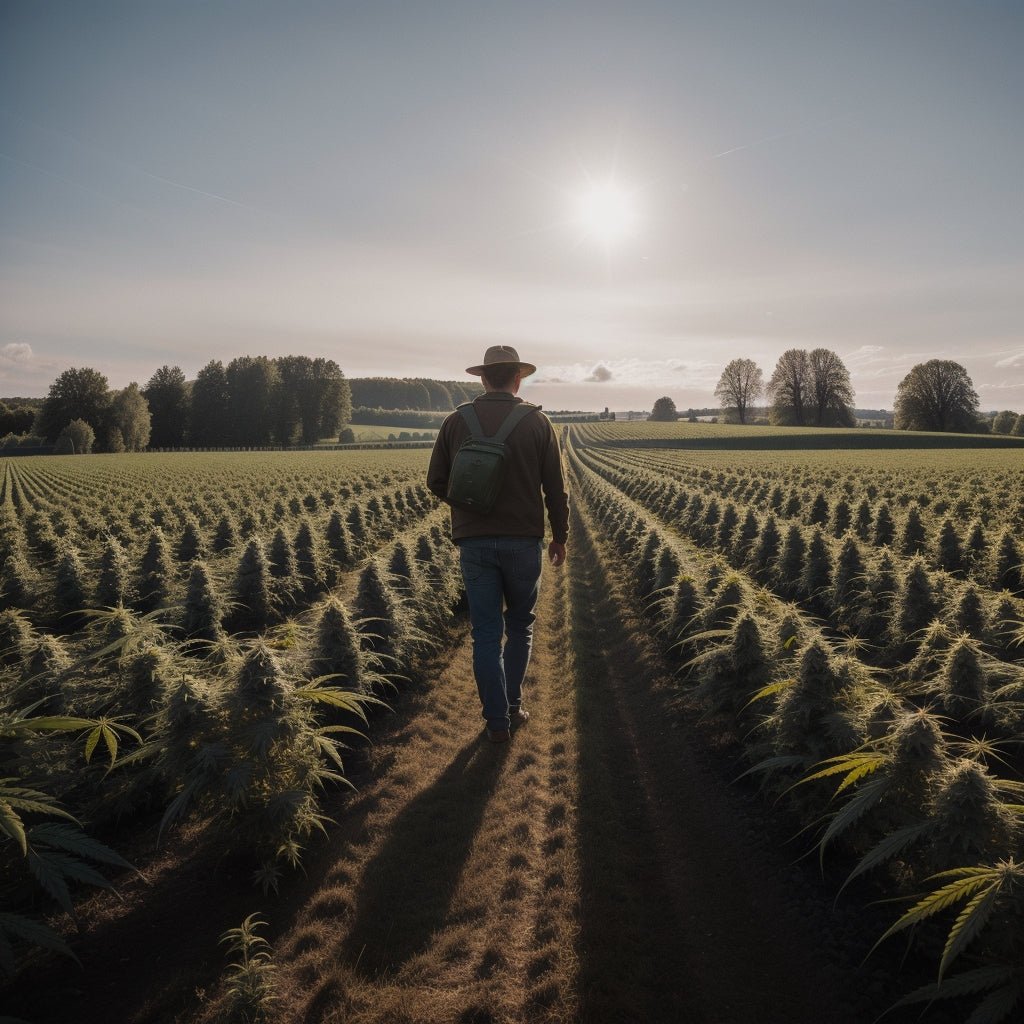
xmin=575 ymin=420 xmax=1024 ymax=450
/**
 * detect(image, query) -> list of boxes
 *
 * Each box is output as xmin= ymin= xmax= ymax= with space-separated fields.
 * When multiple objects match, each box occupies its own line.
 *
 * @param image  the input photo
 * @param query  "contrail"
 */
xmin=0 ymin=107 xmax=259 ymax=213
xmin=711 ymin=113 xmax=853 ymax=160
xmin=0 ymin=149 xmax=159 ymax=222
xmin=128 ymin=167 xmax=258 ymax=211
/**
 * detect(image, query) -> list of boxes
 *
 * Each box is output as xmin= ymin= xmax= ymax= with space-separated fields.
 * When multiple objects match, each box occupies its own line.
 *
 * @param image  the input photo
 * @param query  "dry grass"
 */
xmin=268 ymin=562 xmax=581 ymax=1024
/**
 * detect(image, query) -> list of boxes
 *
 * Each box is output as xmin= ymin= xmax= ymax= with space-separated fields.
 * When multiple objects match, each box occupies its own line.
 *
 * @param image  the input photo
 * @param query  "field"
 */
xmin=335 ymin=424 xmax=440 ymax=442
xmin=2 ymin=427 xmax=1023 ymax=1024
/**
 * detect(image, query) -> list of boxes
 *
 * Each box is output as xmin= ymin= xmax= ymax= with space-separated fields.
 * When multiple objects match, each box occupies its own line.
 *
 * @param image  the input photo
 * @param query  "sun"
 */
xmin=574 ymin=179 xmax=638 ymax=247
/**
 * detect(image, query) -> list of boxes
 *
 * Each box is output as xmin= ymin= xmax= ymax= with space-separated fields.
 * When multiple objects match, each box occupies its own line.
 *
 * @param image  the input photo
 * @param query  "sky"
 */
xmin=1 ymin=1 xmax=1022 ymax=412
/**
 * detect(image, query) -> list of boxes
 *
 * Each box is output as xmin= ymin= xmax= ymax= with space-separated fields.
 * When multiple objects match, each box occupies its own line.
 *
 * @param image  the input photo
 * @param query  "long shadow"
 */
xmin=568 ymin=519 xmax=702 ymax=1024
xmin=0 ymin=649 xmax=467 ymax=1024
xmin=568 ymin=498 xmax=867 ymax=1024
xmin=341 ymin=736 xmax=507 ymax=975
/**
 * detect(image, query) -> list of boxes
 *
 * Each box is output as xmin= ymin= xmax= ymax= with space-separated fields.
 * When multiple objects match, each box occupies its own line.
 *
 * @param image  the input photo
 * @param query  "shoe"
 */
xmin=509 ymin=708 xmax=530 ymax=726
xmin=486 ymin=728 xmax=510 ymax=743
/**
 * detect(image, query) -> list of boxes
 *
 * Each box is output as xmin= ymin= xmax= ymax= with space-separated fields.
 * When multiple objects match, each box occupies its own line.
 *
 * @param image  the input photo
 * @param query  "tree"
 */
xmin=36 ymin=367 xmax=110 ymax=440
xmin=1012 ymin=414 xmax=1024 ymax=437
xmin=991 ymin=410 xmax=1017 ymax=435
xmin=807 ymin=348 xmax=855 ymax=426
xmin=143 ymin=365 xmax=189 ymax=447
xmin=188 ymin=360 xmax=231 ymax=445
xmin=766 ymin=348 xmax=854 ymax=427
xmin=894 ymin=360 xmax=979 ymax=432
xmin=0 ymin=403 xmax=36 ymax=435
xmin=766 ymin=349 xmax=811 ymax=426
xmin=714 ymin=358 xmax=763 ymax=424
xmin=312 ymin=358 xmax=351 ymax=440
xmin=225 ymin=356 xmax=278 ymax=445
xmin=272 ymin=355 xmax=306 ymax=444
xmin=273 ymin=356 xmax=351 ymax=443
xmin=107 ymin=382 xmax=151 ymax=451
xmin=649 ymin=396 xmax=678 ymax=422
xmin=58 ymin=418 xmax=95 ymax=454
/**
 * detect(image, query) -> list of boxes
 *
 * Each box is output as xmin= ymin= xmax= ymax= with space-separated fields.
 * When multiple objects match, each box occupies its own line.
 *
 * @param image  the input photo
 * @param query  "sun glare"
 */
xmin=574 ymin=180 xmax=638 ymax=247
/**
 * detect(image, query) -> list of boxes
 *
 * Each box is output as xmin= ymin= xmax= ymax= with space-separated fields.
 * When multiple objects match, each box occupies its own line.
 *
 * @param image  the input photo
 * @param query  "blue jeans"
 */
xmin=457 ymin=536 xmax=543 ymax=732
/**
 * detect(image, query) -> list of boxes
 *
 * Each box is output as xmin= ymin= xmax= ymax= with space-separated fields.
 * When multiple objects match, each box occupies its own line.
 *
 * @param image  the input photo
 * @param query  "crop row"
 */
xmin=579 ymin=442 xmax=1024 ymax=574
xmin=0 ymin=451 xmax=469 ymax=983
xmin=567 ymin=437 xmax=1024 ymax=1021
xmin=575 ymin=444 xmax=1024 ymax=662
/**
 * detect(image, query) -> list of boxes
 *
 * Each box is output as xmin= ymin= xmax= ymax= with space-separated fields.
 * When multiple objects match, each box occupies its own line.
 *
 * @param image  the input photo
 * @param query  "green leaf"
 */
xmin=893 ymin=964 xmax=1019 ymax=1006
xmin=742 ymin=677 xmax=796 ymax=710
xmin=25 ymin=850 xmax=75 ymax=911
xmin=965 ymin=980 xmax=1024 ymax=1024
xmin=158 ymin=782 xmax=198 ymax=843
xmin=0 ymin=802 xmax=27 ymax=856
xmin=316 ymin=724 xmax=367 ymax=738
xmin=940 ymin=883 xmax=1002 ymax=980
xmin=84 ymin=726 xmax=101 ymax=764
xmin=0 ymin=911 xmax=79 ymax=968
xmin=792 ymin=751 xmax=889 ymax=796
xmin=101 ymin=723 xmax=118 ymax=764
xmin=3 ymin=715 xmax=94 ymax=735
xmin=32 ymin=848 xmax=112 ymax=891
xmin=734 ymin=754 xmax=806 ymax=783
xmin=839 ymin=822 xmax=930 ymax=896
xmin=818 ymin=776 xmax=890 ymax=861
xmin=873 ymin=871 xmax=996 ymax=954
xmin=28 ymin=823 xmax=134 ymax=869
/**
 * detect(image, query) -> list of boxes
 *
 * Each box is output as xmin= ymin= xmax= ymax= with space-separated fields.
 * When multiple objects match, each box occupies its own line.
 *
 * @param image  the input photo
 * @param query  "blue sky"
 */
xmin=1 ymin=1 xmax=1021 ymax=410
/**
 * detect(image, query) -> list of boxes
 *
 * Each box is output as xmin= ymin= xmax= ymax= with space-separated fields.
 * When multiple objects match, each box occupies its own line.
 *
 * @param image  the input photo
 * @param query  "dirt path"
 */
xmin=6 ymin=500 xmax=874 ymax=1024
xmin=264 ymin=498 xmax=867 ymax=1024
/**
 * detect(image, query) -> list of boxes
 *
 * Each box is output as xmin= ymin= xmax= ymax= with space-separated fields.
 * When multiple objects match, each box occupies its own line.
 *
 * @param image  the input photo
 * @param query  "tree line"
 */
xmin=31 ymin=355 xmax=353 ymax=453
xmin=653 ymin=353 xmax=1005 ymax=434
xmin=349 ymin=377 xmax=479 ymax=411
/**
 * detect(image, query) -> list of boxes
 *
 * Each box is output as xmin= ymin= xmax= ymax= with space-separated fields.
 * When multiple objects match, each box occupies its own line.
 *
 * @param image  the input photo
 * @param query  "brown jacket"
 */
xmin=427 ymin=392 xmax=569 ymax=544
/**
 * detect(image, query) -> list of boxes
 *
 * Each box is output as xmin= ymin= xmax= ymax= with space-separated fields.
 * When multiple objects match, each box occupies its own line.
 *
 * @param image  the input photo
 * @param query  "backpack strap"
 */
xmin=490 ymin=402 xmax=538 ymax=444
xmin=456 ymin=401 xmax=539 ymax=443
xmin=456 ymin=402 xmax=486 ymax=440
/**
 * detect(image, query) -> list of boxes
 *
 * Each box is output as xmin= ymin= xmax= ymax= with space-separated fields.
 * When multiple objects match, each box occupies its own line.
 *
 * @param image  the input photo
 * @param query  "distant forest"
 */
xmin=2 ymin=370 xmax=490 ymax=453
xmin=349 ymin=378 xmax=480 ymax=411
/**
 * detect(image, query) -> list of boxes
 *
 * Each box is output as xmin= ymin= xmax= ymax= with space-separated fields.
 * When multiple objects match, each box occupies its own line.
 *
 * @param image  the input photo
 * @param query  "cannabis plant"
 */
xmin=182 ymin=559 xmax=226 ymax=648
xmin=294 ymin=519 xmax=330 ymax=596
xmin=354 ymin=560 xmax=411 ymax=672
xmin=216 ymin=913 xmax=277 ymax=1023
xmin=53 ymin=542 xmax=88 ymax=630
xmin=0 ymin=707 xmax=137 ymax=977
xmin=230 ymin=538 xmax=275 ymax=634
xmin=137 ymin=526 xmax=175 ymax=613
xmin=325 ymin=510 xmax=354 ymax=568
xmin=97 ymin=535 xmax=132 ymax=608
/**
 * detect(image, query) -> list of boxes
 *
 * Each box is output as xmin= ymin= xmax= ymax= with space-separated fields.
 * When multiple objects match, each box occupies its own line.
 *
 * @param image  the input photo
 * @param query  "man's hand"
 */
xmin=548 ymin=541 xmax=566 ymax=567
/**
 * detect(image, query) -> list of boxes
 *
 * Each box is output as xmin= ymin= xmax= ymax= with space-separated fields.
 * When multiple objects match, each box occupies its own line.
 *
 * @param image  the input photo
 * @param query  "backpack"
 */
xmin=445 ymin=401 xmax=539 ymax=514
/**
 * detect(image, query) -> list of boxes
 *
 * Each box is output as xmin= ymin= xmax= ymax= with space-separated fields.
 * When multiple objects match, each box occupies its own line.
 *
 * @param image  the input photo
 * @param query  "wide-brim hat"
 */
xmin=466 ymin=345 xmax=537 ymax=378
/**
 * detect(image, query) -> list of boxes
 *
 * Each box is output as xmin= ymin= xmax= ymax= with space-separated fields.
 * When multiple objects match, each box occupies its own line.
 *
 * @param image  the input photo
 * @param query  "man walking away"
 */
xmin=427 ymin=346 xmax=569 ymax=743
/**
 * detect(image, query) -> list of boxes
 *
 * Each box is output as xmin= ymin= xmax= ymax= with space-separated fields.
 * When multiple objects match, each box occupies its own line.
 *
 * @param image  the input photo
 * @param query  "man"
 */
xmin=427 ymin=345 xmax=569 ymax=743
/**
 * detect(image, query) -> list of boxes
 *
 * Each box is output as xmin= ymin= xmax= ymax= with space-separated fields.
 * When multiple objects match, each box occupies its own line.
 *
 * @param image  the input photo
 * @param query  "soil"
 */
xmin=3 ymin=500 xmax=942 ymax=1024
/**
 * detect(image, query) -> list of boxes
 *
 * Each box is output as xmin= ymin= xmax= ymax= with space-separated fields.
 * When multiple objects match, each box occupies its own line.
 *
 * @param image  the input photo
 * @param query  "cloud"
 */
xmin=584 ymin=364 xmax=613 ymax=382
xmin=0 ymin=343 xmax=33 ymax=363
xmin=994 ymin=350 xmax=1024 ymax=370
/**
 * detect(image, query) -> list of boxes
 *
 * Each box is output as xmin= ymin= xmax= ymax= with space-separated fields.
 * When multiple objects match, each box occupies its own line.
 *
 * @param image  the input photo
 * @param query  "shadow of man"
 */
xmin=342 ymin=736 xmax=508 ymax=975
